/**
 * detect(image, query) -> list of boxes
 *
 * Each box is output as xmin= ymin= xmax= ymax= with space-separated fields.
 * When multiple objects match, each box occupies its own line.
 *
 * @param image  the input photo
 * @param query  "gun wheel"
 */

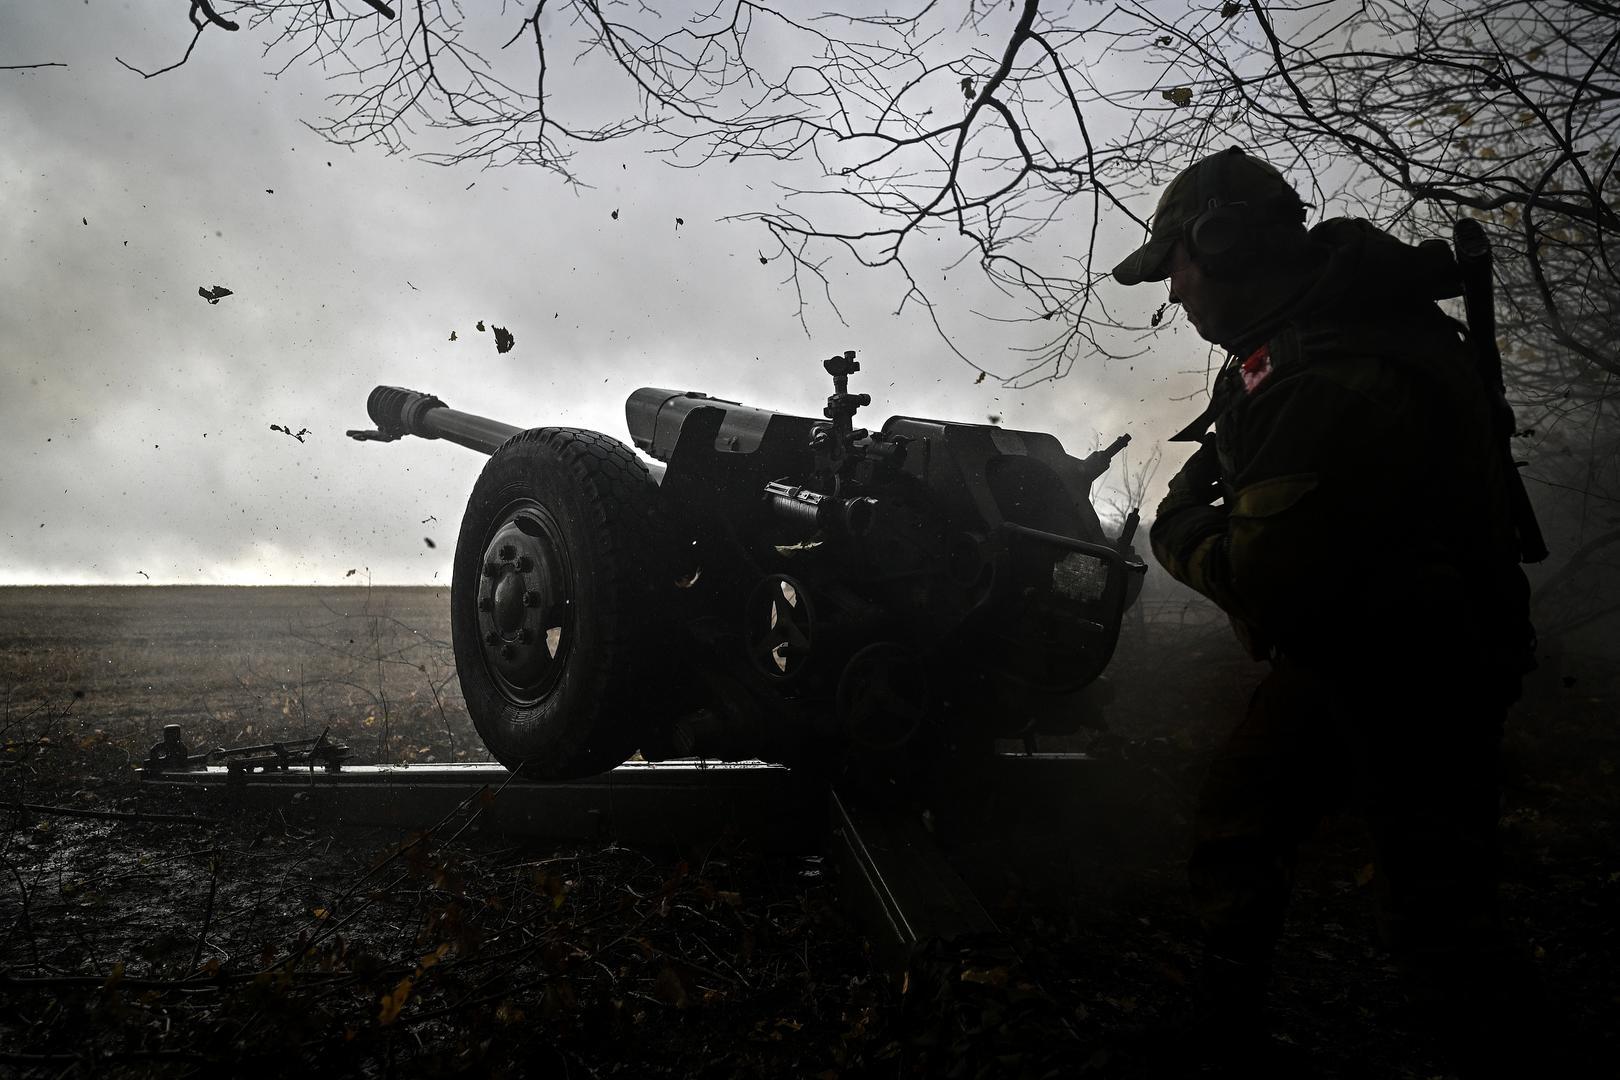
xmin=451 ymin=427 xmax=664 ymax=779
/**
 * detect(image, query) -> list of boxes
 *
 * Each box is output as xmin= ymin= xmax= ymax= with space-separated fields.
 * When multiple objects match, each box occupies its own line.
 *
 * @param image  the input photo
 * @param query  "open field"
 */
xmin=1 ymin=586 xmax=1616 ymax=1077
xmin=0 ymin=585 xmax=1252 ymax=763
xmin=0 ymin=586 xmax=477 ymax=766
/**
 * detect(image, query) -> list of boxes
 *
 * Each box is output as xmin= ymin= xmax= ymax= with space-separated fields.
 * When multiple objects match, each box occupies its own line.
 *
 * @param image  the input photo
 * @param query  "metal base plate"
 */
xmin=146 ymin=760 xmax=823 ymax=851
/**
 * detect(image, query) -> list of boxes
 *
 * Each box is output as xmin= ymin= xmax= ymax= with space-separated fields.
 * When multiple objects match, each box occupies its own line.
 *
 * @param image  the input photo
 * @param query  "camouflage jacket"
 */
xmin=1150 ymin=219 xmax=1530 ymax=681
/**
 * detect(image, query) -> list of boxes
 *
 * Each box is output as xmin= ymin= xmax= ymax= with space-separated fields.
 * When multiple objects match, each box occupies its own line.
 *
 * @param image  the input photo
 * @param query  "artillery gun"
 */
xmin=349 ymin=353 xmax=1145 ymax=781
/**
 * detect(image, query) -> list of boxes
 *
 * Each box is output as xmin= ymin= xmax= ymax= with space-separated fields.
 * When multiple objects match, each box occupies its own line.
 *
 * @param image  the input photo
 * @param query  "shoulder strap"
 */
xmin=1169 ymin=353 xmax=1242 ymax=441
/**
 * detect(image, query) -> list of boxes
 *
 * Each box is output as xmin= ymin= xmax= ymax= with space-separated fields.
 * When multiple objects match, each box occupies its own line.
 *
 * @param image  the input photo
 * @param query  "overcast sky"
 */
xmin=1 ymin=2 xmax=1221 ymax=586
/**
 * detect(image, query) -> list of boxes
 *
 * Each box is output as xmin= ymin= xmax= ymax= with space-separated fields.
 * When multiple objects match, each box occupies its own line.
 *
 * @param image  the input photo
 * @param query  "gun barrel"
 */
xmin=353 ymin=385 xmax=524 ymax=456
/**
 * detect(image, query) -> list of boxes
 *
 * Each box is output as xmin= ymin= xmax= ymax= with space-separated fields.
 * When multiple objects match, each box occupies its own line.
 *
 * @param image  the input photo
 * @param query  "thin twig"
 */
xmin=1 ymin=853 xmax=42 ymax=974
xmin=188 ymin=855 xmax=220 ymax=975
xmin=116 ymin=25 xmax=204 ymax=79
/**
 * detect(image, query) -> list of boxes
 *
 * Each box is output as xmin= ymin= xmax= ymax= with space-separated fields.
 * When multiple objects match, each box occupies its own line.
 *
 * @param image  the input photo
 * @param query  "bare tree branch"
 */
xmin=117 ymin=26 xmax=206 ymax=79
xmin=101 ymin=0 xmax=1616 ymax=531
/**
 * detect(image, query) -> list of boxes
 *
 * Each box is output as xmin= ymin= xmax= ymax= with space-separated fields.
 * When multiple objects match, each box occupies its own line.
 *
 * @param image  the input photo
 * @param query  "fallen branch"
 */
xmin=0 ymin=969 xmax=368 ymax=990
xmin=0 ymin=1049 xmax=208 ymax=1066
xmin=2 ymin=801 xmax=220 ymax=827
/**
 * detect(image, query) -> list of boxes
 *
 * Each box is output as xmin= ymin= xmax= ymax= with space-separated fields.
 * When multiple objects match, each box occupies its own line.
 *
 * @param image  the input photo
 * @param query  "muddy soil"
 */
xmin=2 ymin=587 xmax=1615 ymax=1077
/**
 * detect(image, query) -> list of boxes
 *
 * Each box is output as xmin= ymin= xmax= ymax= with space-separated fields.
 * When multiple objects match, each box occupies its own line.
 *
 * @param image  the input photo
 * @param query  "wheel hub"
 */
xmin=837 ymin=642 xmax=929 ymax=749
xmin=747 ymin=574 xmax=813 ymax=680
xmin=475 ymin=506 xmax=571 ymax=705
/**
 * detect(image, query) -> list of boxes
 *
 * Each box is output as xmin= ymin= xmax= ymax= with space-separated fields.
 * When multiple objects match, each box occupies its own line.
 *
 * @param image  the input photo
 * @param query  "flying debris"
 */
xmin=611 ymin=209 xmax=619 ymax=220
xmin=137 ymin=570 xmax=150 ymax=579
xmin=476 ymin=320 xmax=486 ymax=332
xmin=987 ymin=414 xmax=1003 ymax=425
xmin=449 ymin=331 xmax=458 ymax=341
xmin=345 ymin=568 xmax=357 ymax=577
xmin=975 ymin=371 xmax=987 ymax=385
xmin=675 ymin=217 xmax=685 ymax=228
xmin=493 ymin=326 xmax=515 ymax=354
xmin=421 ymin=515 xmax=437 ymax=524
xmin=423 ymin=537 xmax=437 ymax=549
xmin=199 ymin=285 xmax=233 ymax=304
xmin=407 ymin=281 xmax=418 ymax=291
xmin=270 ymin=424 xmax=311 ymax=443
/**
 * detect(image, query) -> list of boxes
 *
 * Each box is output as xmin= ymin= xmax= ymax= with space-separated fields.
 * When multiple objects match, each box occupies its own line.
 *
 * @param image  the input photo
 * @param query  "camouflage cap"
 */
xmin=1111 ymin=148 xmax=1303 ymax=285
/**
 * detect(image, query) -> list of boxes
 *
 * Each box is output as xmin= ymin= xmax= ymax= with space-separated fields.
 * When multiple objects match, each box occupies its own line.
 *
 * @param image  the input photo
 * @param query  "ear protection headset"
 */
xmin=1183 ymin=147 xmax=1306 ymax=276
xmin=1182 ymin=148 xmax=1254 ymax=275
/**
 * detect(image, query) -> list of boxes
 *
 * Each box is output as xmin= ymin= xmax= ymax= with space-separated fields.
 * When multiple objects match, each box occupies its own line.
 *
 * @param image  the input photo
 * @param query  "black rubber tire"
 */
xmin=451 ymin=427 xmax=662 ymax=778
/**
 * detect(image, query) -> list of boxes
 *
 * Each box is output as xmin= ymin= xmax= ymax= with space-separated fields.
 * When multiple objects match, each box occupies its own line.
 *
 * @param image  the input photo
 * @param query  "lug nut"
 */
xmin=499 ymin=644 xmax=516 ymax=660
xmin=498 ymin=544 xmax=517 ymax=561
xmin=516 ymin=628 xmax=534 ymax=644
xmin=514 ymin=555 xmax=535 ymax=572
xmin=483 ymin=631 xmax=500 ymax=646
xmin=477 ymin=596 xmax=493 ymax=612
xmin=483 ymin=561 xmax=503 ymax=578
xmin=522 ymin=590 xmax=540 ymax=607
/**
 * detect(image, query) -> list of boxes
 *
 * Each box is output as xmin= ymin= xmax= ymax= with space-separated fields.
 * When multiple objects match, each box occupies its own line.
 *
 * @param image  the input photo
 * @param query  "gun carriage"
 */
xmin=349 ymin=353 xmax=1145 ymax=781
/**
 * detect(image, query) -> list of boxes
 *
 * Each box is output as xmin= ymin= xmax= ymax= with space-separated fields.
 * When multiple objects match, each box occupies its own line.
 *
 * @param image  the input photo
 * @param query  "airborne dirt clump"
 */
xmin=1 ymin=586 xmax=1615 ymax=1077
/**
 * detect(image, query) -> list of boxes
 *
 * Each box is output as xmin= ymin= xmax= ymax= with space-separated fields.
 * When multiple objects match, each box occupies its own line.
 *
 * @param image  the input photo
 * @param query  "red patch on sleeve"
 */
xmin=1240 ymin=344 xmax=1272 ymax=393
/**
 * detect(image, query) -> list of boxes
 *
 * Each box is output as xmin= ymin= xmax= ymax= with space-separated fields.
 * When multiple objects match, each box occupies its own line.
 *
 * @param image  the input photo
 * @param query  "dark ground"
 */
xmin=1 ymin=586 xmax=1615 ymax=1078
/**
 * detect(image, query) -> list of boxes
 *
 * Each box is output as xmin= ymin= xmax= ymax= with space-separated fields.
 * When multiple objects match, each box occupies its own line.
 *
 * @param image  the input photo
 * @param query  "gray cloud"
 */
xmin=1 ymin=3 xmax=1209 ymax=585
